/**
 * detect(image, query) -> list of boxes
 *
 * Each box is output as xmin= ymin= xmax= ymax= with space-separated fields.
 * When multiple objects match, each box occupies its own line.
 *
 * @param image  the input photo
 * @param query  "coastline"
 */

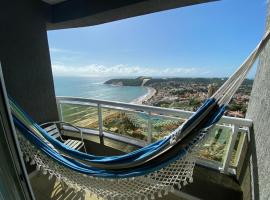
xmin=131 ymin=86 xmax=156 ymax=104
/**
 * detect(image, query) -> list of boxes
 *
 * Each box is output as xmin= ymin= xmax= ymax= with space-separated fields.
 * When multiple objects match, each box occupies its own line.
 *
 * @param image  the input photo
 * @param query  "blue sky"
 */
xmin=48 ymin=0 xmax=267 ymax=78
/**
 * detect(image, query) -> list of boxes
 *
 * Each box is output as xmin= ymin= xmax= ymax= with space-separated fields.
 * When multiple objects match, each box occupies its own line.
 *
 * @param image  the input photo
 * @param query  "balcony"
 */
xmin=29 ymin=96 xmax=253 ymax=200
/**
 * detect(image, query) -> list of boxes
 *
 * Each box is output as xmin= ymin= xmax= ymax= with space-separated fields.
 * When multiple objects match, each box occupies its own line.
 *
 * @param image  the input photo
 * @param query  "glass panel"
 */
xmin=0 ymin=118 xmax=27 ymax=199
xmin=60 ymin=103 xmax=98 ymax=130
xmin=0 ymin=66 xmax=33 ymax=199
xmin=151 ymin=114 xmax=184 ymax=142
xmin=102 ymin=107 xmax=149 ymax=142
xmin=60 ymin=102 xmax=247 ymax=170
xmin=230 ymin=131 xmax=246 ymax=167
xmin=104 ymin=137 xmax=140 ymax=153
xmin=197 ymin=125 xmax=232 ymax=164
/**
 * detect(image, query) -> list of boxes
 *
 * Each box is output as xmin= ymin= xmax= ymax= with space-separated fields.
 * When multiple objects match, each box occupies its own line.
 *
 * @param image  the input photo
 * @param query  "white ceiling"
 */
xmin=42 ymin=0 xmax=67 ymax=5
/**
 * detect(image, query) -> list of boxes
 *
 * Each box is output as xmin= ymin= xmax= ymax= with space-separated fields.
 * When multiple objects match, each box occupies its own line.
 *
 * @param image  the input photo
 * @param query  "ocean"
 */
xmin=53 ymin=76 xmax=148 ymax=102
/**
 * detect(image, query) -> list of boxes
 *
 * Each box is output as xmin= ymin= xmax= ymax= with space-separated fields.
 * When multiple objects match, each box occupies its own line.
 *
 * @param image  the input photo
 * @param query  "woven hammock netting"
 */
xmin=18 ymin=129 xmax=202 ymax=200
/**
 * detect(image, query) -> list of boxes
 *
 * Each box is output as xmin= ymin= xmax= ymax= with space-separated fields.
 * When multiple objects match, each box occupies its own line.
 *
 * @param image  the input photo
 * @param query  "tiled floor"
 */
xmin=30 ymin=173 xmax=97 ymax=200
xmin=30 ymin=172 xmax=186 ymax=200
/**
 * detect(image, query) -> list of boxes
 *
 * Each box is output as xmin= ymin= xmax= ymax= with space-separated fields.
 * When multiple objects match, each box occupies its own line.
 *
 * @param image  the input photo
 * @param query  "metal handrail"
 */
xmin=57 ymin=96 xmax=253 ymax=127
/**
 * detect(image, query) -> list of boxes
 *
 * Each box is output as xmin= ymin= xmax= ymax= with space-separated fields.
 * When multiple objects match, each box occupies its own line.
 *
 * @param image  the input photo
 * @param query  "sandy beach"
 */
xmin=131 ymin=86 xmax=156 ymax=104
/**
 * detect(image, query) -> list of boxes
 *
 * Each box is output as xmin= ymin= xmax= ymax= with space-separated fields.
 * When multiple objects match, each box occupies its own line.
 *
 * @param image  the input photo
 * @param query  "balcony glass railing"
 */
xmin=56 ymin=96 xmax=252 ymax=176
xmin=60 ymin=103 xmax=99 ymax=130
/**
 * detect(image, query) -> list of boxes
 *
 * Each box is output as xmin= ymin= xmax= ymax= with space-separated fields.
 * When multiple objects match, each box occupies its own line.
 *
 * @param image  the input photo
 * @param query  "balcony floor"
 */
xmin=30 ymin=172 xmax=96 ymax=200
xmin=30 ymin=172 xmax=186 ymax=200
xmin=27 ymin=131 xmax=243 ymax=200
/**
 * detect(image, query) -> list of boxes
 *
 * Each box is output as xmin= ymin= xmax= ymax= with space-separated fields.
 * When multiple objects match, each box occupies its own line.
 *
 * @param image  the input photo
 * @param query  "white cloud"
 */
xmin=49 ymin=47 xmax=215 ymax=77
xmin=51 ymin=63 xmax=211 ymax=77
xmin=49 ymin=47 xmax=84 ymax=55
xmin=50 ymin=48 xmax=65 ymax=53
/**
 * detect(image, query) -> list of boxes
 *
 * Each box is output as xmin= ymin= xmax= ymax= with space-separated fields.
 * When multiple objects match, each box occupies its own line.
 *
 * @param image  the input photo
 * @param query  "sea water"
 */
xmin=53 ymin=76 xmax=148 ymax=103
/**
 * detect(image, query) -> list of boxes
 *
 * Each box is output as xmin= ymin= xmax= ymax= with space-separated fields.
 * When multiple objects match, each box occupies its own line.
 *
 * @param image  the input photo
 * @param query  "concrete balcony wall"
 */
xmin=0 ymin=0 xmax=58 ymax=123
xmin=246 ymin=3 xmax=270 ymax=199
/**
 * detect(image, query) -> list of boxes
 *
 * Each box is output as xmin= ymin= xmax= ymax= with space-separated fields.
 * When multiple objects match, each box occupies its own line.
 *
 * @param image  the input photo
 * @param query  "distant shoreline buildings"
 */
xmin=105 ymin=77 xmax=253 ymax=118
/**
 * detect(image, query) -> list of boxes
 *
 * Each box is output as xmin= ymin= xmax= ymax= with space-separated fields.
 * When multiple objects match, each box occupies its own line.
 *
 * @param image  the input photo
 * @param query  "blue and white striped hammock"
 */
xmin=10 ymin=30 xmax=270 ymax=199
xmin=11 ymin=97 xmax=225 ymax=178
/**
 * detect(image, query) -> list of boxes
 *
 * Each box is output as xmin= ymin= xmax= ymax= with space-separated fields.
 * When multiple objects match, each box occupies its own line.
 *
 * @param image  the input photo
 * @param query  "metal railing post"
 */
xmin=97 ymin=103 xmax=104 ymax=144
xmin=56 ymin=99 xmax=63 ymax=121
xmin=220 ymin=125 xmax=239 ymax=174
xmin=147 ymin=112 xmax=152 ymax=144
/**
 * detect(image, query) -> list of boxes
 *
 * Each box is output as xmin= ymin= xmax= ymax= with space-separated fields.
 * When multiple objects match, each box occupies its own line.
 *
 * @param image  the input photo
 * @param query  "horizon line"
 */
xmin=53 ymin=75 xmax=255 ymax=80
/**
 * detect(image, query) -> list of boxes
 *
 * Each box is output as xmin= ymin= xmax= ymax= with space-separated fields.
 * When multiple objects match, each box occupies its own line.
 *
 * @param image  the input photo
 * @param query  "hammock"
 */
xmin=11 ymin=30 xmax=270 ymax=200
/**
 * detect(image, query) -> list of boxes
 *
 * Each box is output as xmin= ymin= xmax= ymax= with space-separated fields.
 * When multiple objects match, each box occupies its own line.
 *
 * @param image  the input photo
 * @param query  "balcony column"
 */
xmin=246 ymin=2 xmax=270 ymax=199
xmin=0 ymin=0 xmax=58 ymax=123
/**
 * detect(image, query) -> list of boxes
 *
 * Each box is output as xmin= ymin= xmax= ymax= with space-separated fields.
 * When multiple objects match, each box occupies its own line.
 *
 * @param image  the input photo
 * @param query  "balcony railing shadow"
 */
xmin=30 ymin=173 xmax=86 ymax=200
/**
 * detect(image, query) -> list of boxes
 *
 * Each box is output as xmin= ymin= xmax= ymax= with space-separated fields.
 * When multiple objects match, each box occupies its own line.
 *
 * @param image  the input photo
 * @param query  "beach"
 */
xmin=131 ymin=86 xmax=156 ymax=104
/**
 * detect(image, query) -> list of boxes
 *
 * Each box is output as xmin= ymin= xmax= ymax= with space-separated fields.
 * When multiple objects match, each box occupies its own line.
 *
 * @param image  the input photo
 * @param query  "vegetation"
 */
xmin=188 ymin=97 xmax=201 ymax=109
xmin=61 ymin=103 xmax=241 ymax=165
xmin=61 ymin=77 xmax=252 ymax=164
xmin=104 ymin=79 xmax=143 ymax=86
xmin=143 ymin=78 xmax=253 ymax=117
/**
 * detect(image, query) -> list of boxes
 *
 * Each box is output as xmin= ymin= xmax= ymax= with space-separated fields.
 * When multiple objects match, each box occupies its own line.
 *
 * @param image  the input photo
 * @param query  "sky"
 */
xmin=48 ymin=0 xmax=268 ymax=78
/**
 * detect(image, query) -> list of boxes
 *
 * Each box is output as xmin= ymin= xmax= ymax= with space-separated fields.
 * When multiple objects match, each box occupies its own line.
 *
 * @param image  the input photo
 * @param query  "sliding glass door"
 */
xmin=0 ymin=64 xmax=34 ymax=199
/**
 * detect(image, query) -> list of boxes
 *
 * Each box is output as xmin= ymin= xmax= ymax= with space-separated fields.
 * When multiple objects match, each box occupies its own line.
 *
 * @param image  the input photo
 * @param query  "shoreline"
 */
xmin=131 ymin=86 xmax=156 ymax=104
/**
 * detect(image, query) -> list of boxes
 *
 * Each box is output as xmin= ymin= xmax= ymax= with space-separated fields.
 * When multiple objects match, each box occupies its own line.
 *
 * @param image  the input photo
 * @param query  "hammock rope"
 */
xmin=10 ymin=30 xmax=270 ymax=200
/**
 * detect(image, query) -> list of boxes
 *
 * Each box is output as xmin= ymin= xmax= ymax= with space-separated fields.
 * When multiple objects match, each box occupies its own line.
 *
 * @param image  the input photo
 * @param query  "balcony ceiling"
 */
xmin=42 ymin=0 xmax=67 ymax=5
xmin=44 ymin=0 xmax=217 ymax=30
